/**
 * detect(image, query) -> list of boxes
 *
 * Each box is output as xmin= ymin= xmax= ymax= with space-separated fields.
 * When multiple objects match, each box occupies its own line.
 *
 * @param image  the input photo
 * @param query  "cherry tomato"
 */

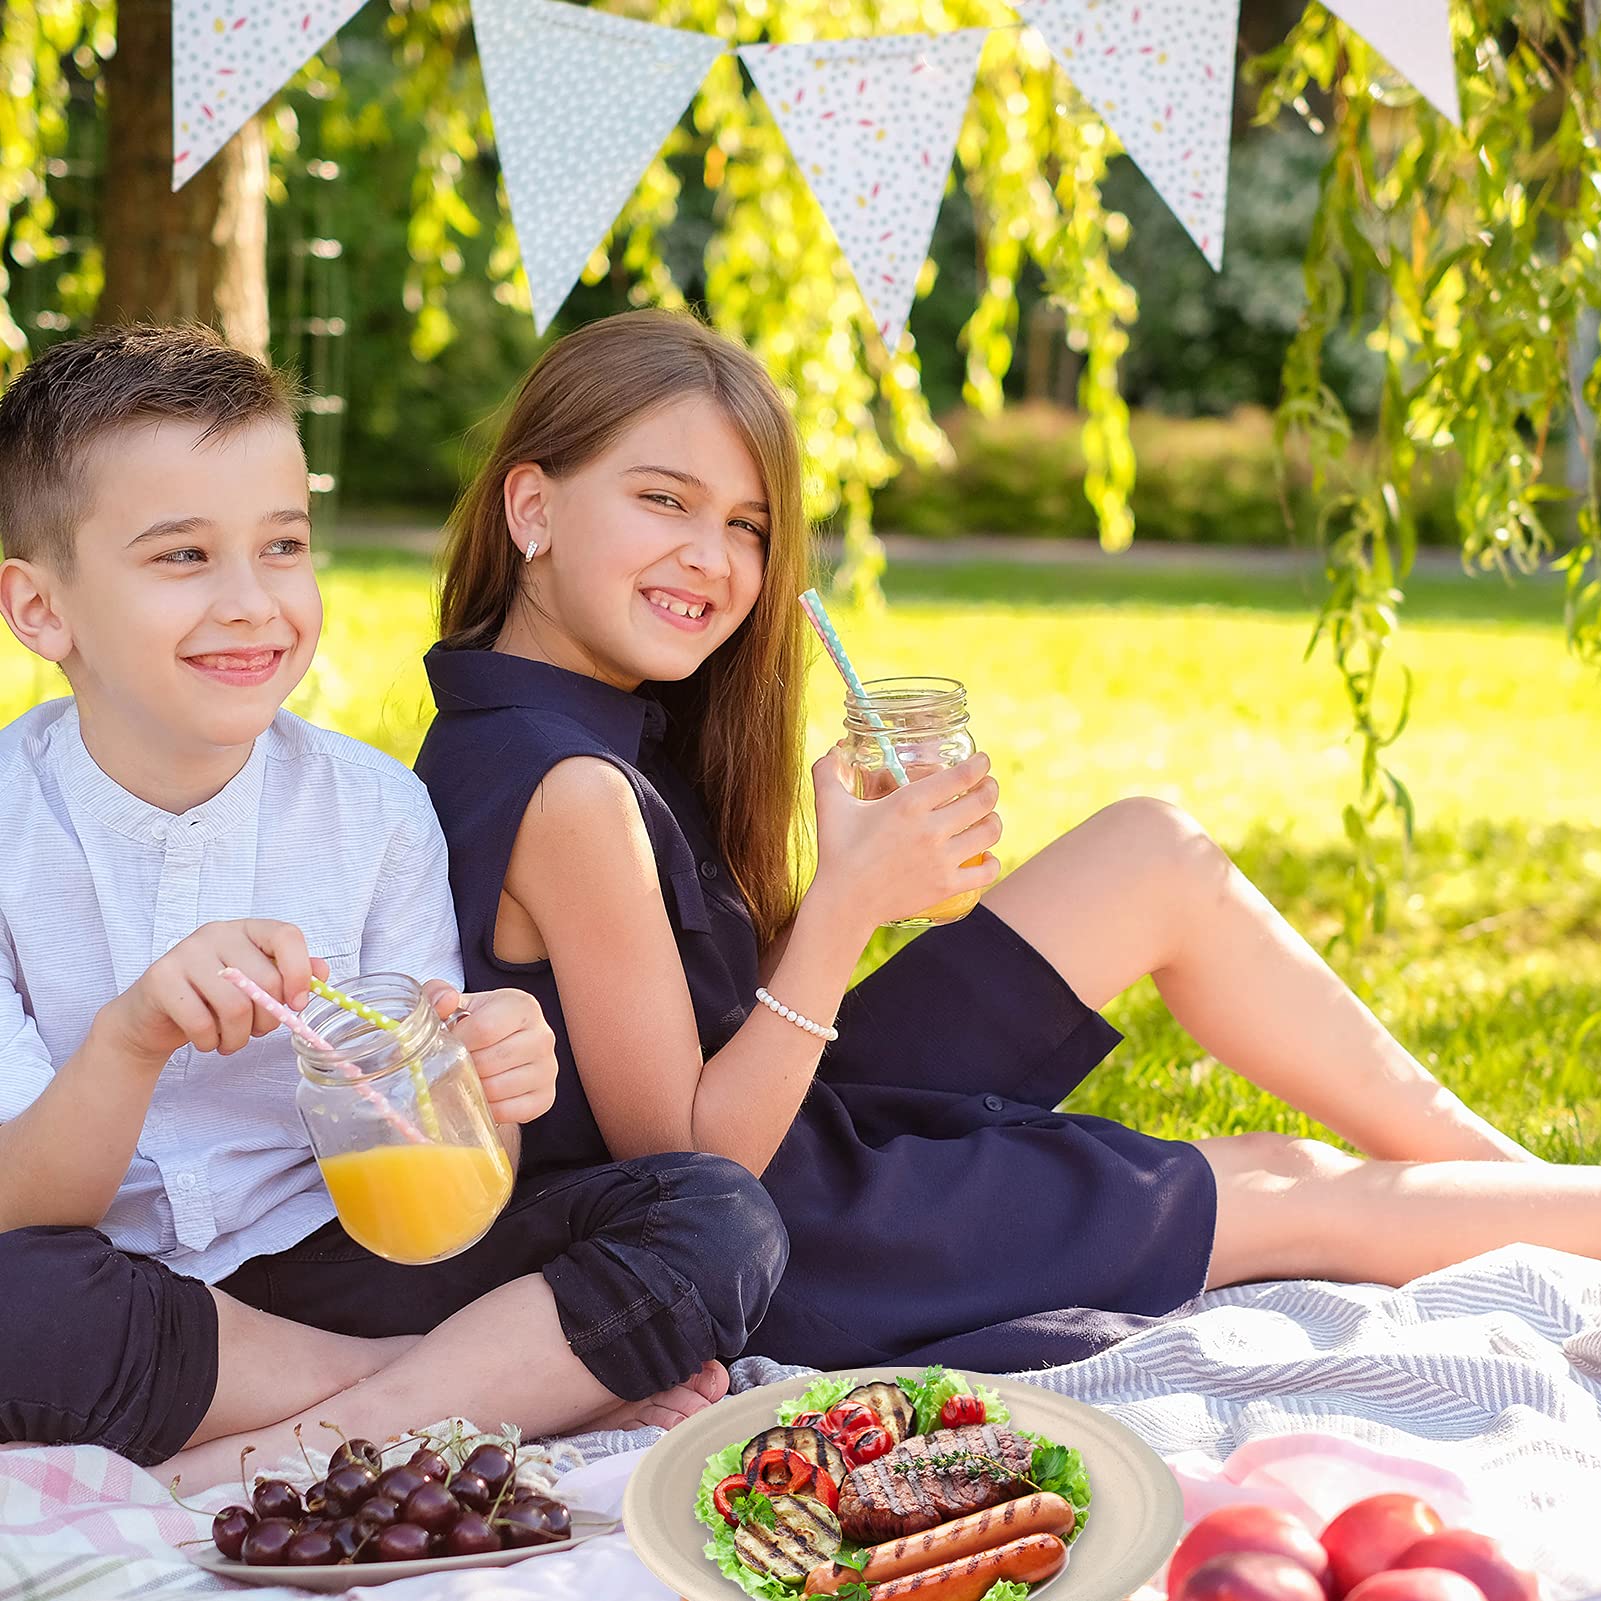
xmin=845 ymin=1425 xmax=893 ymax=1468
xmin=749 ymin=1448 xmax=816 ymax=1496
xmin=712 ymin=1473 xmax=750 ymax=1528
xmin=809 ymin=1466 xmax=840 ymax=1514
xmin=822 ymin=1402 xmax=877 ymax=1441
xmin=940 ymin=1394 xmax=987 ymax=1428
xmin=790 ymin=1411 xmax=827 ymax=1431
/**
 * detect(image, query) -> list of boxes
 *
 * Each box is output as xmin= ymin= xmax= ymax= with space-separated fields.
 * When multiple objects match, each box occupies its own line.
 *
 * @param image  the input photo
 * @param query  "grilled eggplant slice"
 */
xmin=732 ymin=1493 xmax=842 ymax=1581
xmin=840 ymin=1381 xmax=918 ymax=1443
xmin=741 ymin=1425 xmax=848 ymax=1489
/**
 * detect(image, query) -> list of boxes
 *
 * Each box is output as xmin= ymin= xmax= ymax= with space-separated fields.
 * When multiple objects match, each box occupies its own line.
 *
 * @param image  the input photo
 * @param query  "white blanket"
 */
xmin=3 ymin=1244 xmax=1598 ymax=1600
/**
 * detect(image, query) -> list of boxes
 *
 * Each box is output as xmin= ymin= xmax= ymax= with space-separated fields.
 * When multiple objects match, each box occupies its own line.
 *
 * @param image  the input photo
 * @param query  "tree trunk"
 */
xmin=96 ymin=0 xmax=269 ymax=357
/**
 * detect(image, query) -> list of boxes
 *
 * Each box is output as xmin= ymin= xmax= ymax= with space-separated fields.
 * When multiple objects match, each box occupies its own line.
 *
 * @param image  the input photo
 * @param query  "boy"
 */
xmin=0 ymin=324 xmax=785 ymax=1484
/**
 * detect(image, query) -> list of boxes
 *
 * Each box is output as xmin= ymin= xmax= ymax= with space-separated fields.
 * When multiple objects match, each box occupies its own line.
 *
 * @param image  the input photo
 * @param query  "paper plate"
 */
xmin=622 ymin=1369 xmax=1183 ymax=1601
xmin=187 ymin=1507 xmax=617 ymax=1591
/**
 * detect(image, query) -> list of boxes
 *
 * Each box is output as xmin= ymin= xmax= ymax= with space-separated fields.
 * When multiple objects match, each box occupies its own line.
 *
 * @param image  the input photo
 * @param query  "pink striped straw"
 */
xmin=220 ymin=966 xmax=427 ymax=1145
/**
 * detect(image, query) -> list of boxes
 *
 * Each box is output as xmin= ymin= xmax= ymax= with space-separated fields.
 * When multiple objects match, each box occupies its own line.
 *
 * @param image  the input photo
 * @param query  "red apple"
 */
xmin=1344 ymin=1571 xmax=1487 ymax=1601
xmin=1180 ymin=1553 xmax=1333 ymax=1601
xmin=1321 ymin=1495 xmax=1446 ymax=1596
xmin=1169 ymin=1506 xmax=1334 ymax=1599
xmin=1393 ymin=1531 xmax=1540 ymax=1601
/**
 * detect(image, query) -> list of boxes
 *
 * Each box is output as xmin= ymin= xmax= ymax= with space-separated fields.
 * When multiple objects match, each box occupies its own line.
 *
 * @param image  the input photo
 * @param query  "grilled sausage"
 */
xmin=804 ymin=1495 xmax=1075 ymax=1595
xmin=862 ymin=1532 xmax=1066 ymax=1601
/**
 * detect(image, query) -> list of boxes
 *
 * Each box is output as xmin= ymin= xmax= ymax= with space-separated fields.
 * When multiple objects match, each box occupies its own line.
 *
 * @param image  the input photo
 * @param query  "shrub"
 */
xmin=872 ymin=401 xmax=1461 ymax=547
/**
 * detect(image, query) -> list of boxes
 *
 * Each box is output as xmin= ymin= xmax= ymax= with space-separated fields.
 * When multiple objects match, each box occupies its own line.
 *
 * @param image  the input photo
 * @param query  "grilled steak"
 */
xmin=836 ymin=1424 xmax=1034 ymax=1544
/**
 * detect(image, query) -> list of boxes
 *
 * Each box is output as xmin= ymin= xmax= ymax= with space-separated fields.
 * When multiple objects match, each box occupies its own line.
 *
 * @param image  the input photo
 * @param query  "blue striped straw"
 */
xmin=798 ymin=589 xmax=910 ymax=786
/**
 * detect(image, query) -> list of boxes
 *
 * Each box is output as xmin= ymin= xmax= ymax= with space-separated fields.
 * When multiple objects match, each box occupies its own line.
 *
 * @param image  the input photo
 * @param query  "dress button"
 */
xmin=699 ymin=861 xmax=719 ymax=880
xmin=982 ymin=1094 xmax=1005 ymax=1112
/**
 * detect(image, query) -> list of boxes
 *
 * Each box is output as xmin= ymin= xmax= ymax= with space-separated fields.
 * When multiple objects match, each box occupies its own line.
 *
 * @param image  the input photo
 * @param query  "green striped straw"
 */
xmin=798 ymin=588 xmax=910 ymax=786
xmin=308 ymin=976 xmax=443 ymax=1139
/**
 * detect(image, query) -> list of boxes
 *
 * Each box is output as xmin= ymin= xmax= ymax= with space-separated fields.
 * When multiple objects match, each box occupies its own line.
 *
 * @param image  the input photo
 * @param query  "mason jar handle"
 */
xmin=444 ymin=1006 xmax=471 ymax=1031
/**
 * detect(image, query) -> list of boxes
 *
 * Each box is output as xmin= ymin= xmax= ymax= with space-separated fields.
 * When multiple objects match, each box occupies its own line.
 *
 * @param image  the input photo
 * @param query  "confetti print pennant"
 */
xmin=737 ymin=28 xmax=990 ymax=353
xmin=1321 ymin=0 xmax=1460 ymax=126
xmin=1011 ymin=0 xmax=1241 ymax=271
xmin=473 ymin=0 xmax=726 ymax=335
xmin=172 ymin=1 xmax=368 ymax=190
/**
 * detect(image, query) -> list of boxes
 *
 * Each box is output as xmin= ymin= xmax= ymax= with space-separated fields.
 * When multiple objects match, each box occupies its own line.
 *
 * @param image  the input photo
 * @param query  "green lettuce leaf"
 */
xmin=978 ymin=1583 xmax=1033 ymax=1601
xmin=893 ymin=1364 xmax=1013 ymax=1435
xmin=774 ymin=1374 xmax=858 ymax=1424
xmin=1017 ymin=1429 xmax=1091 ymax=1545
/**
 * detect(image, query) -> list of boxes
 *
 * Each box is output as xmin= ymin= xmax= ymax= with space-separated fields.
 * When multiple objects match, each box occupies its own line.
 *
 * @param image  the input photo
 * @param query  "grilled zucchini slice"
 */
xmin=740 ymin=1425 xmax=848 ymax=1489
xmin=841 ymin=1380 xmax=918 ymax=1442
xmin=732 ymin=1493 xmax=842 ymax=1581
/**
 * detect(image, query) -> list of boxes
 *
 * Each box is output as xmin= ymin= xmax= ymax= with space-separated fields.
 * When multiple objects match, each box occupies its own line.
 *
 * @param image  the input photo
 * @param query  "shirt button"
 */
xmin=176 ymin=1173 xmax=197 ymax=1191
xmin=699 ymin=861 xmax=719 ymax=880
xmin=982 ymin=1094 xmax=1005 ymax=1112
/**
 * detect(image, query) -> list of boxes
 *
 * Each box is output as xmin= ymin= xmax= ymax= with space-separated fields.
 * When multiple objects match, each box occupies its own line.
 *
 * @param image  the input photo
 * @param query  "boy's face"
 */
xmin=29 ymin=416 xmax=321 ymax=756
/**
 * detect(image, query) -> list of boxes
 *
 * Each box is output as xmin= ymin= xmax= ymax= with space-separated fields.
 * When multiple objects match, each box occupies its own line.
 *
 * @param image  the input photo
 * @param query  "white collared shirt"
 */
xmin=0 ymin=698 xmax=466 ymax=1283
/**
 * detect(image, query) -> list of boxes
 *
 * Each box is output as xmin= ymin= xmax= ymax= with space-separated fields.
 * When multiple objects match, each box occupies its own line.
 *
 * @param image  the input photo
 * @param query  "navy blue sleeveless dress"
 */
xmin=414 ymin=648 xmax=1217 ymax=1371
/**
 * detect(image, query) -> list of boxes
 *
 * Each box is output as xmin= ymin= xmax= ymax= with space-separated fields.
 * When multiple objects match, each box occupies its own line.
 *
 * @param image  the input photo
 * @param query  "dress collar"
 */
xmin=52 ymin=701 xmax=272 ymax=847
xmin=423 ymin=645 xmax=668 ymax=762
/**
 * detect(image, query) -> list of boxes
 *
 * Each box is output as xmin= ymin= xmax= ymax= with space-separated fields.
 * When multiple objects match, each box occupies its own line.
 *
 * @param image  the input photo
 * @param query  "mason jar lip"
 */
xmin=845 ymin=674 xmax=967 ymax=709
xmin=292 ymin=972 xmax=434 ymax=1082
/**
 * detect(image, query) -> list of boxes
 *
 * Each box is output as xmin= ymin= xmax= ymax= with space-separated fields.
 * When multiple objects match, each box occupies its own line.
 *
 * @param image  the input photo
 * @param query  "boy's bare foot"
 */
xmin=583 ymin=1359 xmax=730 ymax=1433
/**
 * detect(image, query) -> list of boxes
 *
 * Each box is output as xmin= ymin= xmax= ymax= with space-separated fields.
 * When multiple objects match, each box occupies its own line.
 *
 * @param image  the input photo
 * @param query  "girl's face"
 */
xmin=504 ymin=396 xmax=770 ymax=690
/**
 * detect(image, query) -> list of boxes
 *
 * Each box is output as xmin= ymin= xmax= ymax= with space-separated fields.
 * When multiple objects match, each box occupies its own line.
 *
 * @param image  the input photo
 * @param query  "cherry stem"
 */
xmin=167 ymin=1476 xmax=210 ymax=1516
xmin=238 ymin=1445 xmax=256 ymax=1503
xmin=294 ymin=1423 xmax=317 ymax=1477
xmin=318 ymin=1419 xmax=351 ymax=1449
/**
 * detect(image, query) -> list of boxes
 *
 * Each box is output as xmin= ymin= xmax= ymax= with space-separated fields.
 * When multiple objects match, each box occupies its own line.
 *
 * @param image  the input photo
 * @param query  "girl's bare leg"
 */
xmin=983 ymin=797 xmax=1535 ymax=1164
xmin=1196 ymin=1132 xmax=1601 ymax=1289
xmin=158 ymin=1274 xmax=726 ymax=1488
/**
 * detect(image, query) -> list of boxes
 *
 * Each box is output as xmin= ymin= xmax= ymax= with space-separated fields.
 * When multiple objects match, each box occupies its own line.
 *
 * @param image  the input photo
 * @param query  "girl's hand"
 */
xmin=421 ymin=981 xmax=558 ymax=1126
xmin=808 ymin=746 xmax=1003 ymax=932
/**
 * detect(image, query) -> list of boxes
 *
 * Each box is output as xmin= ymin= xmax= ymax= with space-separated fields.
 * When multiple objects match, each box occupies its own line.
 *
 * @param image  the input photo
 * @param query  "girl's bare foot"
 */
xmin=583 ymin=1359 xmax=730 ymax=1433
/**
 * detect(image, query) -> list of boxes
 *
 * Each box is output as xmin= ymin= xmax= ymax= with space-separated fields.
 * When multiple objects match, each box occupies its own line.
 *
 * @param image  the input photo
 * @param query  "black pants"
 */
xmin=0 ymin=1153 xmax=785 ymax=1465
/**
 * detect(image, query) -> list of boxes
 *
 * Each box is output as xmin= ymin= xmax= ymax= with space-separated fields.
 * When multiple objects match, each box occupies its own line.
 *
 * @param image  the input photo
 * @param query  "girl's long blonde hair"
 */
xmin=437 ymin=307 xmax=812 ymax=948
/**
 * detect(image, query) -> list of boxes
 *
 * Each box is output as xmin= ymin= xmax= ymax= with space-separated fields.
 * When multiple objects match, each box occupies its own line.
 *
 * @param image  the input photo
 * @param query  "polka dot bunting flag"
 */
xmin=735 ymin=29 xmax=991 ymax=355
xmin=1009 ymin=0 xmax=1241 ymax=271
xmin=171 ymin=1 xmax=368 ymax=191
xmin=471 ymin=0 xmax=727 ymax=336
xmin=1320 ymin=0 xmax=1460 ymax=126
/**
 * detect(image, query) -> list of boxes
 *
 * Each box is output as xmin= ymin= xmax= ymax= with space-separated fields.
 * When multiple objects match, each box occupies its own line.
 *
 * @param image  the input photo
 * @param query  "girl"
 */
xmin=416 ymin=307 xmax=1601 ymax=1371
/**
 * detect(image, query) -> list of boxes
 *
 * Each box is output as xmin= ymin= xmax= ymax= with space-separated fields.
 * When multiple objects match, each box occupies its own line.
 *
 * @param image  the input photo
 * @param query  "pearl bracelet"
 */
xmin=755 ymin=986 xmax=839 ymax=1042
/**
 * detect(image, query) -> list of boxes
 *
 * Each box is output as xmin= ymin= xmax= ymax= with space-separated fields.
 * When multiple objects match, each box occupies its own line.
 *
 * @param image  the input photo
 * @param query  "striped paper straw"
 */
xmin=220 ymin=967 xmax=427 ymax=1145
xmin=308 ymin=975 xmax=442 ymax=1139
xmin=798 ymin=588 xmax=909 ymax=786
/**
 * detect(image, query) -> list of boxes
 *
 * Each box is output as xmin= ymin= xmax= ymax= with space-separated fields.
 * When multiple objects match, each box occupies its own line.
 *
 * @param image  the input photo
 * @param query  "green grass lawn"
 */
xmin=6 ymin=547 xmax=1598 ymax=1161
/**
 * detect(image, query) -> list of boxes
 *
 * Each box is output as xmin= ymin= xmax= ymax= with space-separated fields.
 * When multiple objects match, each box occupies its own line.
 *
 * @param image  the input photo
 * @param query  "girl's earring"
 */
xmin=524 ymin=539 xmax=539 ymax=564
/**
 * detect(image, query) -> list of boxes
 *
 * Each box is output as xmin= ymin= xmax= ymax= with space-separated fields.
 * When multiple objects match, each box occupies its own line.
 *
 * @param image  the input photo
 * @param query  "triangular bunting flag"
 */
xmin=1010 ymin=0 xmax=1241 ymax=271
xmin=1320 ymin=0 xmax=1460 ymax=126
xmin=737 ymin=29 xmax=990 ymax=353
xmin=472 ymin=0 xmax=726 ymax=336
xmin=172 ymin=1 xmax=368 ymax=190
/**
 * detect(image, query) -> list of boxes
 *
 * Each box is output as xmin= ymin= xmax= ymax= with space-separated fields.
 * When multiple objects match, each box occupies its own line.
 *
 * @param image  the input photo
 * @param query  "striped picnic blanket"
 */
xmin=2 ymin=1243 xmax=1599 ymax=1599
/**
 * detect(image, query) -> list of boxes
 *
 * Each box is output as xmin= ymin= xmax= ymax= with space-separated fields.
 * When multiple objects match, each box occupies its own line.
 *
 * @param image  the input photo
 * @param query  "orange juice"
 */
xmin=317 ymin=1143 xmax=514 ymax=1264
xmin=849 ymin=753 xmax=985 ymax=927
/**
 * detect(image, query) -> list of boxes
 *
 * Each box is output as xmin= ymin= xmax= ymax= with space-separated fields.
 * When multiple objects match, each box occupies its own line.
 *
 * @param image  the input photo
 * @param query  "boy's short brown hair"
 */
xmin=0 ymin=323 xmax=302 ymax=575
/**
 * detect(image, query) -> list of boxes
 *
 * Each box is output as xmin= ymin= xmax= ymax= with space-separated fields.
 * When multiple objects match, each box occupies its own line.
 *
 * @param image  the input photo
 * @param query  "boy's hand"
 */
xmin=103 ymin=919 xmax=331 ymax=1067
xmin=422 ymin=982 xmax=558 ymax=1126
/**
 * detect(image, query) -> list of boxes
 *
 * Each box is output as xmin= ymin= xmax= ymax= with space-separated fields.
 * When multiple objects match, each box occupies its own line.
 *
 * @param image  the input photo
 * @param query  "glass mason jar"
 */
xmin=293 ymin=974 xmax=514 ymax=1265
xmin=842 ymin=675 xmax=985 ymax=930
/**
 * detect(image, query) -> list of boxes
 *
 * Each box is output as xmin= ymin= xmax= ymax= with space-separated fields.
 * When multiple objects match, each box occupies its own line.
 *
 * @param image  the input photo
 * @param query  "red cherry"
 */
xmin=211 ymin=1505 xmax=255 ymax=1561
xmin=372 ymin=1523 xmax=432 ymax=1562
xmin=241 ymin=1518 xmax=299 ymax=1566
xmin=445 ymin=1511 xmax=504 ymax=1556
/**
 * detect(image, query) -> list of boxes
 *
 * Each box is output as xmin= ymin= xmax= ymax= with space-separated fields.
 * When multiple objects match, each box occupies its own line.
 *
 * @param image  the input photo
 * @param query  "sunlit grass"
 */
xmin=5 ymin=547 xmax=1597 ymax=1160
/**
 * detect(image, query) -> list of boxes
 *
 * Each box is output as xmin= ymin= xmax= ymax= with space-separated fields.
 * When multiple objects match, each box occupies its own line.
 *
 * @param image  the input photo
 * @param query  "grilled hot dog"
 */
xmin=864 ymin=1532 xmax=1066 ymax=1600
xmin=803 ymin=1494 xmax=1074 ymax=1595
